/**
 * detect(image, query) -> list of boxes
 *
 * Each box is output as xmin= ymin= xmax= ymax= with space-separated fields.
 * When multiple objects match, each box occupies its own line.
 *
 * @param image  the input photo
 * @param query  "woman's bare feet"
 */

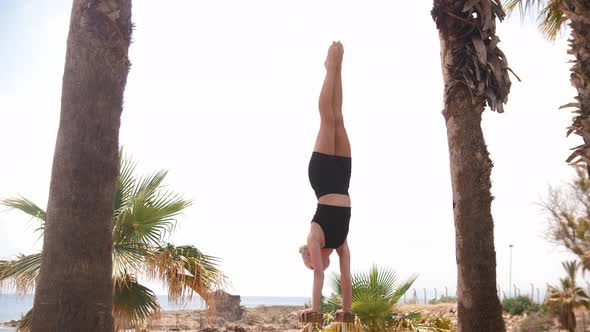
xmin=324 ymin=41 xmax=341 ymax=70
xmin=336 ymin=41 xmax=344 ymax=63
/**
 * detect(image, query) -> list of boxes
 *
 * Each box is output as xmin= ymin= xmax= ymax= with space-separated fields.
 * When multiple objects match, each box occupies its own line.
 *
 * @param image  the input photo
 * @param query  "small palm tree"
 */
xmin=326 ymin=265 xmax=418 ymax=332
xmin=0 ymin=151 xmax=225 ymax=331
xmin=504 ymin=0 xmax=590 ymax=173
xmin=545 ymin=260 xmax=590 ymax=332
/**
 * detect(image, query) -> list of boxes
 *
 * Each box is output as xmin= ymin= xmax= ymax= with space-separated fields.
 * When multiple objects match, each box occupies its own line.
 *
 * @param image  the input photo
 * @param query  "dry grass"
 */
xmin=397 ymin=303 xmax=456 ymax=316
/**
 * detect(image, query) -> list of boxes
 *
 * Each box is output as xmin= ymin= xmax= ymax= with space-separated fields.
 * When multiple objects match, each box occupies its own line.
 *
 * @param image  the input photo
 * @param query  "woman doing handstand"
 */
xmin=299 ymin=41 xmax=352 ymax=319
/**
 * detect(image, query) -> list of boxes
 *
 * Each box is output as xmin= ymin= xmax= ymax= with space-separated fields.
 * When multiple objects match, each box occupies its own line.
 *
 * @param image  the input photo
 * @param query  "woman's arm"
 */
xmin=308 ymin=234 xmax=325 ymax=312
xmin=337 ymin=241 xmax=352 ymax=312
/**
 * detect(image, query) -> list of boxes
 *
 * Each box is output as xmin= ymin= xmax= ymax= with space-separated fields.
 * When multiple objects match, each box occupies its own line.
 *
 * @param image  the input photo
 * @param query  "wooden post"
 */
xmin=335 ymin=312 xmax=355 ymax=332
xmin=299 ymin=312 xmax=323 ymax=332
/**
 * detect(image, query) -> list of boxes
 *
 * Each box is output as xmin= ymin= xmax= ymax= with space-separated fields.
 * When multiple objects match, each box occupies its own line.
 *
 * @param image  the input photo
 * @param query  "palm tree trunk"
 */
xmin=32 ymin=1 xmax=132 ymax=331
xmin=562 ymin=0 xmax=590 ymax=175
xmin=432 ymin=0 xmax=509 ymax=330
xmin=442 ymin=84 xmax=505 ymax=332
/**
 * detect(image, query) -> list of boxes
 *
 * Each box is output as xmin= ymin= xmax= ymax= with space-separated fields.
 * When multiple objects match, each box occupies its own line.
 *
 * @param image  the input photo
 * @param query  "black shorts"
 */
xmin=308 ymin=152 xmax=351 ymax=199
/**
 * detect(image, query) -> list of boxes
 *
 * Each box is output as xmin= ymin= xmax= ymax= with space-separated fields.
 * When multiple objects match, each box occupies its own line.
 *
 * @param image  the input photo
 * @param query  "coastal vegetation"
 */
xmin=0 ymin=152 xmax=225 ymax=331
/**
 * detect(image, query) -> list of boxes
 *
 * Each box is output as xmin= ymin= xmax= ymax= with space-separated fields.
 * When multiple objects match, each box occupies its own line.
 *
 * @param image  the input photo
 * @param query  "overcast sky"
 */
xmin=0 ymin=1 xmax=579 ymax=299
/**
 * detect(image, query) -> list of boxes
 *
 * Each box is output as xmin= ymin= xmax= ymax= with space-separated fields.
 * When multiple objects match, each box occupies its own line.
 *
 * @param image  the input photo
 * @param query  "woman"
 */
xmin=299 ymin=41 xmax=352 ymax=320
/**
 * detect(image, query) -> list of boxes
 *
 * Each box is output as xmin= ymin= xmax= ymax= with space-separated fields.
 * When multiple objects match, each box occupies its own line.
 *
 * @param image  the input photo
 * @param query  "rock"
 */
xmin=224 ymin=323 xmax=248 ymax=332
xmin=1 ymin=320 xmax=18 ymax=327
xmin=214 ymin=290 xmax=246 ymax=322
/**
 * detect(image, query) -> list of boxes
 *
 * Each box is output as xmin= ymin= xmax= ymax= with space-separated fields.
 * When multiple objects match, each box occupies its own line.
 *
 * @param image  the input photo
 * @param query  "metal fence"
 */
xmin=398 ymin=283 xmax=572 ymax=305
xmin=398 ymin=285 xmax=590 ymax=331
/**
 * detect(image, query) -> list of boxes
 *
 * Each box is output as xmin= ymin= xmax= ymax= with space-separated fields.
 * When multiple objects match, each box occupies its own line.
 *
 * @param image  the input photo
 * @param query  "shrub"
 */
xmin=429 ymin=296 xmax=457 ymax=304
xmin=502 ymin=296 xmax=540 ymax=315
xmin=518 ymin=312 xmax=551 ymax=331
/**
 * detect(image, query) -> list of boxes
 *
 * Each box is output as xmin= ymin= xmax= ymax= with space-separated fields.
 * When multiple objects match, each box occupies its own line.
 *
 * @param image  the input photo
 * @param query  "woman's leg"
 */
xmin=313 ymin=42 xmax=340 ymax=155
xmin=333 ymin=42 xmax=351 ymax=158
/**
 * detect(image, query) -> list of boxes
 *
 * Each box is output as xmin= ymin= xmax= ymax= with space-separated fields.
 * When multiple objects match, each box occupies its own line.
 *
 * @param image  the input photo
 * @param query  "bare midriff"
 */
xmin=318 ymin=193 xmax=351 ymax=207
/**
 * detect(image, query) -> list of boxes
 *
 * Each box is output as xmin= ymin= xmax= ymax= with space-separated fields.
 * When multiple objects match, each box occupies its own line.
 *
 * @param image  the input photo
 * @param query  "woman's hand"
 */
xmin=298 ymin=308 xmax=319 ymax=321
xmin=334 ymin=309 xmax=353 ymax=315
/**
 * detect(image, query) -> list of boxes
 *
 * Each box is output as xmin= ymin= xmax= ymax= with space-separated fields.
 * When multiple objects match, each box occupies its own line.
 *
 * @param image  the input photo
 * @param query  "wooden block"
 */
xmin=299 ymin=312 xmax=324 ymax=323
xmin=335 ymin=312 xmax=355 ymax=323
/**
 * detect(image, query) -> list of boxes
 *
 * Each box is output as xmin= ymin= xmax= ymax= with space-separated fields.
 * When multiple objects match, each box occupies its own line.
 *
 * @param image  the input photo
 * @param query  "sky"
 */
xmin=0 ymin=0 xmax=580 ymax=299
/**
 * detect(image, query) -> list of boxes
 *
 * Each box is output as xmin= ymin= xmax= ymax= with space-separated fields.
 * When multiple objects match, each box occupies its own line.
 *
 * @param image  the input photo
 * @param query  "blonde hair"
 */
xmin=299 ymin=244 xmax=308 ymax=255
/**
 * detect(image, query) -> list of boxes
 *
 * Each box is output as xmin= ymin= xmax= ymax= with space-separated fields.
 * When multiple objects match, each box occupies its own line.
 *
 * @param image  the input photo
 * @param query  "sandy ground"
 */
xmin=148 ymin=304 xmax=462 ymax=331
xmin=148 ymin=305 xmax=304 ymax=332
xmin=145 ymin=303 xmax=574 ymax=332
xmin=3 ymin=303 xmax=578 ymax=331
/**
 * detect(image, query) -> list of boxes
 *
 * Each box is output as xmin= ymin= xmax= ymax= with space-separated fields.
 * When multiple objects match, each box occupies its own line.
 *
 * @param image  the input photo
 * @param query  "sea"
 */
xmin=0 ymin=294 xmax=310 ymax=331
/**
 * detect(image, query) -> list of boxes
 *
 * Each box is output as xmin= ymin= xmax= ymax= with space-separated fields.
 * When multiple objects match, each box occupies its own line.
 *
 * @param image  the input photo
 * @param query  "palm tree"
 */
xmin=0 ymin=153 xmax=225 ymax=331
xmin=504 ymin=0 xmax=590 ymax=174
xmin=326 ymin=265 xmax=417 ymax=332
xmin=545 ymin=260 xmax=590 ymax=332
xmin=431 ymin=1 xmax=515 ymax=330
xmin=28 ymin=1 xmax=133 ymax=330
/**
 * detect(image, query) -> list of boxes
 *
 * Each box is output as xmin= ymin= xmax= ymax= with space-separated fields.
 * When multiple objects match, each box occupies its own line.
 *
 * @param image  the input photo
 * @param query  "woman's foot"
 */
xmin=324 ymin=41 xmax=340 ymax=70
xmin=336 ymin=41 xmax=344 ymax=64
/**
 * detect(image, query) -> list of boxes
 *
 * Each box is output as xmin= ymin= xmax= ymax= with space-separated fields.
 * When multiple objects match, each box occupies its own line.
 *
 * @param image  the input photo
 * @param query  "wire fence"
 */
xmin=397 ymin=282 xmax=586 ymax=305
xmin=395 ymin=284 xmax=590 ymax=332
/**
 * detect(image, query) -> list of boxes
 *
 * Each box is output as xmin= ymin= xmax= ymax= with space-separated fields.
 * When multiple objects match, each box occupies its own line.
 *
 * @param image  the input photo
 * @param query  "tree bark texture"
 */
xmin=32 ymin=1 xmax=132 ymax=331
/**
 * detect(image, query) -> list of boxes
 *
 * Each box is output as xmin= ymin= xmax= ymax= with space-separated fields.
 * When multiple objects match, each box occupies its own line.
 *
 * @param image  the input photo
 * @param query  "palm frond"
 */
xmin=369 ymin=265 xmax=400 ymax=300
xmin=504 ymin=0 xmax=567 ymax=40
xmin=389 ymin=274 xmax=419 ymax=306
xmin=112 ymin=242 xmax=149 ymax=276
xmin=432 ymin=0 xmax=515 ymax=113
xmin=0 ymin=196 xmax=46 ymax=234
xmin=0 ymin=253 xmax=41 ymax=295
xmin=114 ymin=149 xmax=138 ymax=217
xmin=113 ymin=273 xmax=160 ymax=332
xmin=145 ymin=244 xmax=224 ymax=315
xmin=538 ymin=0 xmax=567 ymax=40
xmin=15 ymin=308 xmax=32 ymax=332
xmin=113 ymin=151 xmax=191 ymax=247
xmin=504 ymin=0 xmax=546 ymax=15
xmin=113 ymin=191 xmax=191 ymax=246
xmin=134 ymin=170 xmax=170 ymax=204
xmin=114 ymin=195 xmax=189 ymax=247
xmin=562 ymin=260 xmax=580 ymax=282
xmin=328 ymin=265 xmax=417 ymax=332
